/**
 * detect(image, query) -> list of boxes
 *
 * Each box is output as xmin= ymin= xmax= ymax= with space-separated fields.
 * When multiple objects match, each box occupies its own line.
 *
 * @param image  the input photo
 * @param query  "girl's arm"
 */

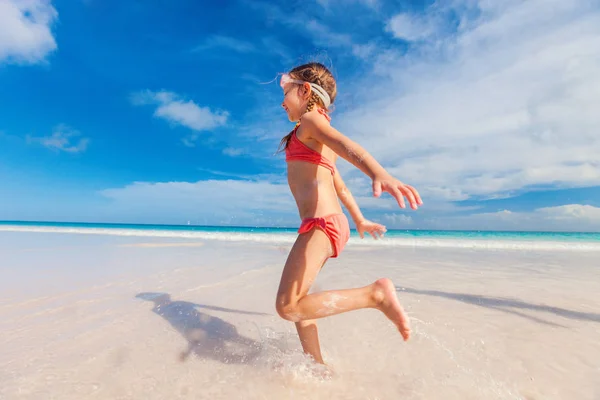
xmin=302 ymin=112 xmax=423 ymax=210
xmin=333 ymin=168 xmax=387 ymax=239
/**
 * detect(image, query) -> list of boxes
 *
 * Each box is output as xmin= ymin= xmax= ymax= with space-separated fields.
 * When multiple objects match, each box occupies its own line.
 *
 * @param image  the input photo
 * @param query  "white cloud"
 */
xmin=261 ymin=37 xmax=294 ymax=64
xmin=223 ymin=147 xmax=245 ymax=157
xmin=537 ymin=204 xmax=600 ymax=221
xmin=426 ymin=204 xmax=600 ymax=232
xmin=352 ymin=42 xmax=377 ymax=59
xmin=0 ymin=0 xmax=58 ymax=64
xmin=303 ymin=19 xmax=354 ymax=49
xmin=97 ymin=175 xmax=598 ymax=231
xmin=196 ymin=167 xmax=278 ymax=181
xmin=383 ymin=213 xmax=413 ymax=228
xmin=336 ymin=0 xmax=600 ymax=202
xmin=386 ymin=13 xmax=440 ymax=41
xmin=181 ymin=135 xmax=198 ymax=148
xmin=132 ymin=90 xmax=229 ymax=133
xmin=247 ymin=2 xmax=359 ymax=53
xmin=100 ymin=179 xmax=297 ymax=226
xmin=192 ymin=35 xmax=255 ymax=53
xmin=26 ymin=124 xmax=89 ymax=153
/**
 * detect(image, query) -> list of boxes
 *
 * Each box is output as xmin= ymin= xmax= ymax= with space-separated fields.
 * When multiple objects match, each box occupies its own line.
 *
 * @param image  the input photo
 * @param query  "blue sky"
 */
xmin=1 ymin=0 xmax=599 ymax=231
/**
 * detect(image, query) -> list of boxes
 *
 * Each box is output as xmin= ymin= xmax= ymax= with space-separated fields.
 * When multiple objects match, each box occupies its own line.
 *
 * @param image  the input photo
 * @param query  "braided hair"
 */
xmin=278 ymin=62 xmax=337 ymax=153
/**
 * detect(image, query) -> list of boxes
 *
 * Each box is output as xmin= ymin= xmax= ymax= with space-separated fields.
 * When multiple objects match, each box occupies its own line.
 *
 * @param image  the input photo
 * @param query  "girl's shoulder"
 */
xmin=298 ymin=108 xmax=335 ymax=143
xmin=316 ymin=108 xmax=332 ymax=122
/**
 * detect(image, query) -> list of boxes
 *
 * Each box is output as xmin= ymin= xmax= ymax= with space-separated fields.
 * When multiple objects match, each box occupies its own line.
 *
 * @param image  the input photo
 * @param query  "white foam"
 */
xmin=1 ymin=225 xmax=599 ymax=251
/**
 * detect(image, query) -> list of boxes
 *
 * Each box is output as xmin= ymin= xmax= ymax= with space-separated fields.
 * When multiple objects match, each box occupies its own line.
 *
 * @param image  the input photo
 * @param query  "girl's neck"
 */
xmin=295 ymin=107 xmax=329 ymax=128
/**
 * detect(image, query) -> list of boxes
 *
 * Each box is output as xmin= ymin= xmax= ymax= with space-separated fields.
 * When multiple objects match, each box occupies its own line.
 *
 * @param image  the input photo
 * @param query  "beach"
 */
xmin=1 ymin=228 xmax=599 ymax=400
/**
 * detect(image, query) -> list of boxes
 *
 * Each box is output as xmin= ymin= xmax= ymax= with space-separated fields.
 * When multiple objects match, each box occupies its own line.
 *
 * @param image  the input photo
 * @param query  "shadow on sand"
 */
xmin=136 ymin=292 xmax=271 ymax=364
xmin=396 ymin=286 xmax=600 ymax=328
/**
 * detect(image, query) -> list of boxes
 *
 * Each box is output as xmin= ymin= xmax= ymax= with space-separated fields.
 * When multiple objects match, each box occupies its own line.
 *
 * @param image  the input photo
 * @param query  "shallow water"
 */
xmin=0 ymin=232 xmax=599 ymax=399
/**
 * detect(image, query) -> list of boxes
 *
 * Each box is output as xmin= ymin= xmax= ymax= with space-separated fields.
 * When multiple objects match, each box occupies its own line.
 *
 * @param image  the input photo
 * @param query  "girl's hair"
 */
xmin=278 ymin=62 xmax=337 ymax=152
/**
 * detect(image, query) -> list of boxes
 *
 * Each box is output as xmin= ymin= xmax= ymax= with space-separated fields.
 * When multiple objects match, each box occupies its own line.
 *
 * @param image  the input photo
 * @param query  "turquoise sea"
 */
xmin=1 ymin=220 xmax=599 ymax=251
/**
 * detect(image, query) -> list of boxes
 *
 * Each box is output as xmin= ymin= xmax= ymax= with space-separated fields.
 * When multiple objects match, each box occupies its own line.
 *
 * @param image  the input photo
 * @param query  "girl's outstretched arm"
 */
xmin=302 ymin=112 xmax=423 ymax=210
xmin=333 ymin=168 xmax=387 ymax=239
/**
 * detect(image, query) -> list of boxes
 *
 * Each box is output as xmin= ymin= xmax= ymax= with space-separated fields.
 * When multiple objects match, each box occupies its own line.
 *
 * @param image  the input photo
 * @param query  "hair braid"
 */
xmin=305 ymin=92 xmax=319 ymax=114
xmin=277 ymin=92 xmax=321 ymax=153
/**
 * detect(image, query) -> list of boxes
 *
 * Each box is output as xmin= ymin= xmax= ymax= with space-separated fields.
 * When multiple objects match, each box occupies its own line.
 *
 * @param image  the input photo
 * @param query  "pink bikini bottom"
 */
xmin=298 ymin=213 xmax=350 ymax=258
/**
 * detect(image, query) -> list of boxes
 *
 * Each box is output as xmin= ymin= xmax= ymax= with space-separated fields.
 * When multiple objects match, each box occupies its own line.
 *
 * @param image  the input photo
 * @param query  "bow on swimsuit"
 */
xmin=285 ymin=109 xmax=350 ymax=258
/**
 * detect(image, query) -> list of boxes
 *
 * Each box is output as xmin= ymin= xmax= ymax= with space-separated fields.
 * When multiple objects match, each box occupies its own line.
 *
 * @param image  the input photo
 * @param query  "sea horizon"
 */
xmin=2 ymin=219 xmax=599 ymax=251
xmin=1 ymin=219 xmax=599 ymax=235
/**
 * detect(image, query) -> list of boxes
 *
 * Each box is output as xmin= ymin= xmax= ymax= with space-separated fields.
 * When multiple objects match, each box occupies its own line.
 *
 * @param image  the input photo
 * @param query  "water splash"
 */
xmin=251 ymin=324 xmax=334 ymax=383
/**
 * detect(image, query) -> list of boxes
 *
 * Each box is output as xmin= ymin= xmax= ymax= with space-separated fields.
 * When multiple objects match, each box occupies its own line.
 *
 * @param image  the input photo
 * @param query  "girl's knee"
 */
xmin=275 ymin=295 xmax=302 ymax=322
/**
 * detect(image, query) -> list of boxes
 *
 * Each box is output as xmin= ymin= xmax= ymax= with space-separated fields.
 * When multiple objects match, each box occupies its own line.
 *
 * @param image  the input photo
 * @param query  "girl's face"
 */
xmin=281 ymin=83 xmax=307 ymax=122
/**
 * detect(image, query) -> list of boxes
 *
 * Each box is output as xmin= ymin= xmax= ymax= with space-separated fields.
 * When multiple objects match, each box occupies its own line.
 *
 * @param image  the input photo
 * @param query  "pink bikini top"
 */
xmin=285 ymin=109 xmax=336 ymax=175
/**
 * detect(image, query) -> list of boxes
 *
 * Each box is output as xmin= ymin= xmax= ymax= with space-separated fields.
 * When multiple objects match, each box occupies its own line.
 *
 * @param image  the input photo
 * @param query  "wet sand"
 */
xmin=1 ymin=232 xmax=599 ymax=399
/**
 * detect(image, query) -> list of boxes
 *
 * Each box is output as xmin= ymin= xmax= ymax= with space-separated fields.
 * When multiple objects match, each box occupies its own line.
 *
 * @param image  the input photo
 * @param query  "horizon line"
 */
xmin=1 ymin=220 xmax=599 ymax=235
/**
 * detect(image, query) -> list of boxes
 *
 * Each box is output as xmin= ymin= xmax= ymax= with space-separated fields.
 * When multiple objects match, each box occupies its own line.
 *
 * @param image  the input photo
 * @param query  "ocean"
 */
xmin=1 ymin=220 xmax=599 ymax=251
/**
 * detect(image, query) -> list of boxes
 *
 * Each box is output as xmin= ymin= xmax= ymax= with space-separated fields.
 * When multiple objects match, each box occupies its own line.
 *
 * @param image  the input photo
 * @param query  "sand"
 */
xmin=0 ymin=231 xmax=599 ymax=399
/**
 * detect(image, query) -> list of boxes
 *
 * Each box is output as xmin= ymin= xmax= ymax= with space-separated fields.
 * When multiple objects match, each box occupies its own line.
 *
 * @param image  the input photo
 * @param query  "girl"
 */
xmin=276 ymin=62 xmax=423 ymax=366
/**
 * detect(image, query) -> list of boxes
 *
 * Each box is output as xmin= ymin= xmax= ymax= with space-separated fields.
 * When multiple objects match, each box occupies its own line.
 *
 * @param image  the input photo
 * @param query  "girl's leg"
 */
xmin=278 ymin=231 xmax=329 ymax=363
xmin=276 ymin=228 xmax=411 ymax=359
xmin=295 ymin=320 xmax=324 ymax=364
xmin=292 ymin=251 xmax=328 ymax=364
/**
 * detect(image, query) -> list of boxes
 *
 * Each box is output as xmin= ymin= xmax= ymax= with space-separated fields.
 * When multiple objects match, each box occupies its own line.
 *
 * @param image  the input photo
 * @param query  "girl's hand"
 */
xmin=373 ymin=173 xmax=422 ymax=210
xmin=356 ymin=219 xmax=387 ymax=240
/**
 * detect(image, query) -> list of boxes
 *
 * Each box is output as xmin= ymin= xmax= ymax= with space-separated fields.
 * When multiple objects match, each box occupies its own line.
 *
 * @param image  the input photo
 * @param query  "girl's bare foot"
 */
xmin=373 ymin=278 xmax=411 ymax=341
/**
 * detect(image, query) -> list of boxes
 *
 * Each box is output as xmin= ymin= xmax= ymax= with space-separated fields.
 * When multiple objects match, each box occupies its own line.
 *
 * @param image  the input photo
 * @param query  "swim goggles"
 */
xmin=280 ymin=73 xmax=331 ymax=108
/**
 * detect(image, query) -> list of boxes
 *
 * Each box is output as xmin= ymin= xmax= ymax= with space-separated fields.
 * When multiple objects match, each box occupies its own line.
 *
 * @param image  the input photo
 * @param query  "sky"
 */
xmin=1 ymin=0 xmax=599 ymax=231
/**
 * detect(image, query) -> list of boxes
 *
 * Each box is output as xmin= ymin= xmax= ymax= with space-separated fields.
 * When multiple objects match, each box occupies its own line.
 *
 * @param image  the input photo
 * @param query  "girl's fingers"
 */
xmin=406 ymin=184 xmax=423 ymax=205
xmin=373 ymin=180 xmax=382 ymax=198
xmin=401 ymin=185 xmax=418 ymax=209
xmin=391 ymin=186 xmax=406 ymax=208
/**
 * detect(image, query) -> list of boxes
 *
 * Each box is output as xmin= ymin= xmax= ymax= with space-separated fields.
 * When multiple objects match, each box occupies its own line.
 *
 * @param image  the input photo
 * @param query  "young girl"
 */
xmin=276 ymin=62 xmax=423 ymax=366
